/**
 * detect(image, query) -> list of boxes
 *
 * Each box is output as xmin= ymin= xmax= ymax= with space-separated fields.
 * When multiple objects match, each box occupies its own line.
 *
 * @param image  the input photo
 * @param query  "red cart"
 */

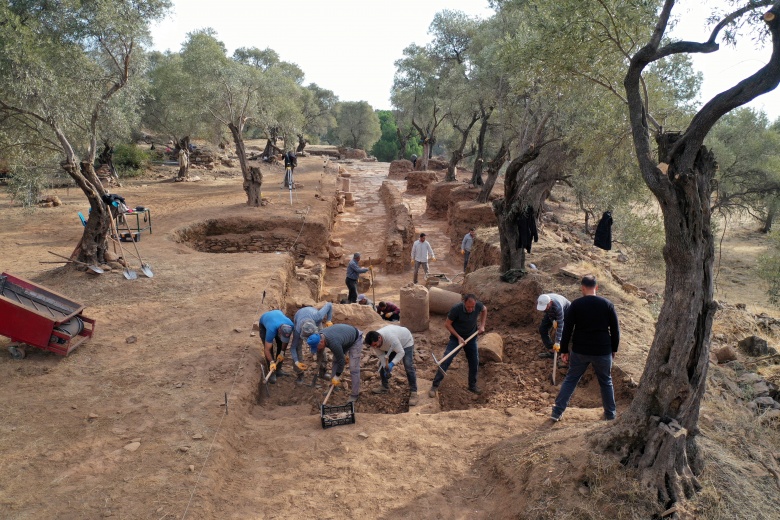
xmin=0 ymin=272 xmax=96 ymax=359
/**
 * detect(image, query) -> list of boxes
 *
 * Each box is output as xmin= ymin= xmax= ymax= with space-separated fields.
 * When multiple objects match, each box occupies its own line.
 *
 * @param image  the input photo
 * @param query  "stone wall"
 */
xmin=447 ymin=200 xmax=498 ymax=249
xmin=425 ymin=182 xmax=462 ymax=218
xmin=388 ymin=159 xmax=414 ymax=179
xmin=380 ymin=181 xmax=416 ymax=274
xmin=406 ymin=171 xmax=440 ymax=194
xmin=468 ymin=227 xmax=501 ymax=270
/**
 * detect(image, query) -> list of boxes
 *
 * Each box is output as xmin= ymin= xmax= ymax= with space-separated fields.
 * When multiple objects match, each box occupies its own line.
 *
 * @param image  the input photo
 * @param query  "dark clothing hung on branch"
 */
xmin=516 ymin=206 xmax=539 ymax=253
xmin=594 ymin=211 xmax=613 ymax=251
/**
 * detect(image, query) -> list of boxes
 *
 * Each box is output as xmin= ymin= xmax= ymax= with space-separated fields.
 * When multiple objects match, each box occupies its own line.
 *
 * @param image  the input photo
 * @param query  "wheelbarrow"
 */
xmin=0 ymin=272 xmax=96 ymax=359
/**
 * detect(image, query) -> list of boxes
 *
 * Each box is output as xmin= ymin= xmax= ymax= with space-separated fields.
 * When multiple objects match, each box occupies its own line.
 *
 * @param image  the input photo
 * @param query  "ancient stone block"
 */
xmin=400 ymin=284 xmax=429 ymax=332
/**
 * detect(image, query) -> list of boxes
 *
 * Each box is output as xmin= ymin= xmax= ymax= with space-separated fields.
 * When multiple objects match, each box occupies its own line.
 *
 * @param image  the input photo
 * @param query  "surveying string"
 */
xmin=180 ymin=344 xmax=248 ymax=520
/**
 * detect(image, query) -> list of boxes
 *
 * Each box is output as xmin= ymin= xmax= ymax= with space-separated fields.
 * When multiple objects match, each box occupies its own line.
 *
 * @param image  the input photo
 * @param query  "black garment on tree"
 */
xmin=515 ymin=206 xmax=539 ymax=253
xmin=594 ymin=211 xmax=613 ymax=251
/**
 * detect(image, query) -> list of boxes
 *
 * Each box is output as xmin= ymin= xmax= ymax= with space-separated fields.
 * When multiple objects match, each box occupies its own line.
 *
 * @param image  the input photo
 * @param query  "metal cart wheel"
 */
xmin=8 ymin=344 xmax=26 ymax=359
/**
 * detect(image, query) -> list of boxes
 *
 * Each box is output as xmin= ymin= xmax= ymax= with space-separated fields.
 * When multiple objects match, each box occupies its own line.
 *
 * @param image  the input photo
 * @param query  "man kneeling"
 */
xmin=365 ymin=325 xmax=418 ymax=406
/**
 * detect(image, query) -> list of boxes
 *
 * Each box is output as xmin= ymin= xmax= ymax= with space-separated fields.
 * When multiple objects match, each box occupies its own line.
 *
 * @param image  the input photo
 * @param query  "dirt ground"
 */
xmin=1 ymin=150 xmax=779 ymax=519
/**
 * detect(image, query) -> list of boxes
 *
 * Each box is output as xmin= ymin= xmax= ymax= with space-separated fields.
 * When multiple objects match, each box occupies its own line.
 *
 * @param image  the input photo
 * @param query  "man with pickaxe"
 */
xmin=364 ymin=325 xmax=418 ymax=406
xmin=258 ymin=309 xmax=294 ymax=384
xmin=290 ymin=302 xmax=334 ymax=385
xmin=307 ymin=324 xmax=364 ymax=403
xmin=536 ymin=293 xmax=571 ymax=360
xmin=428 ymin=293 xmax=487 ymax=398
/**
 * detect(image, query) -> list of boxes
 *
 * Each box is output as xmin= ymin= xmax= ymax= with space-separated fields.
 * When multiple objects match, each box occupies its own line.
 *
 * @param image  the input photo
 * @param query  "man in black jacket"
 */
xmin=551 ymin=275 xmax=620 ymax=422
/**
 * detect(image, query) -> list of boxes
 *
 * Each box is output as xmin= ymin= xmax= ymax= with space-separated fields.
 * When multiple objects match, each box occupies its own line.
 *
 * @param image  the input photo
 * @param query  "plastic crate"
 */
xmin=320 ymin=402 xmax=355 ymax=429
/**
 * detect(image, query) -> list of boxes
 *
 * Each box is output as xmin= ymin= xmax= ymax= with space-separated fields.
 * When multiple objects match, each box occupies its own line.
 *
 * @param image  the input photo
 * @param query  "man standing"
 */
xmin=258 ymin=309 xmax=294 ymax=384
xmin=551 ymin=275 xmax=620 ymax=422
xmin=411 ymin=233 xmax=436 ymax=284
xmin=307 ymin=324 xmax=364 ymax=403
xmin=428 ymin=294 xmax=487 ymax=397
xmin=290 ymin=302 xmax=333 ymax=384
xmin=364 ymin=325 xmax=418 ymax=406
xmin=535 ymin=293 xmax=571 ymax=359
xmin=376 ymin=301 xmax=400 ymax=321
xmin=460 ymin=228 xmax=475 ymax=273
xmin=346 ymin=252 xmax=369 ymax=304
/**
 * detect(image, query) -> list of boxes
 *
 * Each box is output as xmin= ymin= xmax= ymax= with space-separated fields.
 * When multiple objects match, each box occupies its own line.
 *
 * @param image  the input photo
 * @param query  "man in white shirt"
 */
xmin=461 ymin=228 xmax=475 ymax=273
xmin=364 ymin=325 xmax=418 ymax=406
xmin=411 ymin=232 xmax=436 ymax=284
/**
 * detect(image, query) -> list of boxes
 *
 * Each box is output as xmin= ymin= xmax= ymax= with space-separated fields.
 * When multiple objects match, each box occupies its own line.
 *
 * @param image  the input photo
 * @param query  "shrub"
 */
xmin=6 ymin=167 xmax=49 ymax=207
xmin=113 ymin=143 xmax=149 ymax=177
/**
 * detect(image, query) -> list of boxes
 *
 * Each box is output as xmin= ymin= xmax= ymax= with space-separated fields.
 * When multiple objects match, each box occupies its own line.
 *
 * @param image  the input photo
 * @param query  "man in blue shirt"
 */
xmin=258 ymin=309 xmax=294 ymax=384
xmin=289 ymin=303 xmax=333 ymax=384
xmin=346 ymin=252 xmax=369 ymax=303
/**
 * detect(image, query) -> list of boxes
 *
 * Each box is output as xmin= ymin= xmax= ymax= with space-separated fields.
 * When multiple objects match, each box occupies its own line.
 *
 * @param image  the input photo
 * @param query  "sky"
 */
xmin=149 ymin=0 xmax=780 ymax=120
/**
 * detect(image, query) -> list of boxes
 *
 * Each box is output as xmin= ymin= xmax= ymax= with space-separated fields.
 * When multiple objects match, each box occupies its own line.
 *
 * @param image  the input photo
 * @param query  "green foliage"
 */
xmin=113 ymin=144 xmax=150 ymax=177
xmin=6 ymin=167 xmax=50 ymax=208
xmin=758 ymin=230 xmax=780 ymax=306
xmin=335 ymin=101 xmax=381 ymax=150
xmin=371 ymin=111 xmax=400 ymax=161
xmin=613 ymin=207 xmax=665 ymax=266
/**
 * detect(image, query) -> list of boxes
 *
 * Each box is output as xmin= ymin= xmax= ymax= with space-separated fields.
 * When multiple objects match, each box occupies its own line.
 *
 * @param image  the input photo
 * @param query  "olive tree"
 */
xmin=0 ymin=0 xmax=171 ymax=265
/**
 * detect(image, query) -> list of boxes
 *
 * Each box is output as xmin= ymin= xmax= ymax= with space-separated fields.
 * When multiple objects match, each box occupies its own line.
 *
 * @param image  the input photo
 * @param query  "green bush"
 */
xmin=6 ymin=167 xmax=49 ymax=207
xmin=113 ymin=143 xmax=149 ymax=177
xmin=758 ymin=230 xmax=780 ymax=306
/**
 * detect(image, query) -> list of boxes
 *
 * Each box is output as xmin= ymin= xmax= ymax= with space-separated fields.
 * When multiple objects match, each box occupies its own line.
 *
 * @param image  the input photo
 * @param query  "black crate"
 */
xmin=320 ymin=402 xmax=355 ymax=429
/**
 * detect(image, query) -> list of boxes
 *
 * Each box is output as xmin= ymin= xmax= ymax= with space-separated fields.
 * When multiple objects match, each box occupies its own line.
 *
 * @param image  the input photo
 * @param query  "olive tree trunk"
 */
xmin=229 ymin=122 xmax=262 ymax=206
xmin=598 ymin=1 xmax=780 ymax=506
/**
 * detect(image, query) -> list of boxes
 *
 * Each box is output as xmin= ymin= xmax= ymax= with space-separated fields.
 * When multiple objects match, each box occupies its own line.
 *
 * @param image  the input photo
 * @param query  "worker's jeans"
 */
xmin=553 ymin=352 xmax=616 ymax=419
xmin=413 ymin=261 xmax=429 ymax=284
xmin=463 ymin=250 xmax=471 ymax=272
xmin=345 ymin=277 xmax=358 ymax=303
xmin=538 ymin=314 xmax=555 ymax=350
xmin=431 ymin=335 xmax=479 ymax=390
xmin=379 ymin=346 xmax=418 ymax=392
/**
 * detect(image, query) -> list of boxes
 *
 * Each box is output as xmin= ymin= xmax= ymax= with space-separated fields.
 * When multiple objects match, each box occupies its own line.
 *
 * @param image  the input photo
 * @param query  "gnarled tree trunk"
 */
xmin=296 ymin=133 xmax=307 ymax=153
xmin=470 ymin=106 xmax=493 ymax=187
xmin=229 ymin=122 xmax=262 ymax=207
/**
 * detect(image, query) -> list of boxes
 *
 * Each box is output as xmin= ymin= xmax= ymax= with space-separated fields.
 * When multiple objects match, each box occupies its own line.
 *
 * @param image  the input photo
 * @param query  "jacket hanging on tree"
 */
xmin=594 ymin=211 xmax=613 ymax=250
xmin=516 ymin=206 xmax=539 ymax=253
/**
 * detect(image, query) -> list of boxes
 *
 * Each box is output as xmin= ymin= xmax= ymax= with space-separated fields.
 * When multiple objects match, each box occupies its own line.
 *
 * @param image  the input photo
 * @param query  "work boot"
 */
xmin=538 ymin=350 xmax=554 ymax=359
xmin=347 ymin=395 xmax=359 ymax=403
xmin=372 ymin=385 xmax=389 ymax=394
xmin=269 ymin=372 xmax=277 ymax=384
xmin=408 ymin=391 xmax=419 ymax=406
xmin=275 ymin=362 xmax=290 ymax=377
xmin=294 ymin=373 xmax=305 ymax=385
xmin=428 ymin=386 xmax=438 ymax=398
xmin=468 ymin=386 xmax=483 ymax=395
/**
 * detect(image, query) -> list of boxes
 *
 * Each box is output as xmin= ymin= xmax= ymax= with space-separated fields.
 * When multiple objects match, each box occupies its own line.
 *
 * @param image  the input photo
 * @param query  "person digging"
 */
xmin=364 ymin=325 xmax=418 ymax=406
xmin=536 ymin=293 xmax=570 ymax=361
xmin=258 ymin=309 xmax=294 ymax=384
xmin=428 ymin=293 xmax=487 ymax=398
xmin=307 ymin=324 xmax=364 ymax=403
xmin=290 ymin=302 xmax=334 ymax=384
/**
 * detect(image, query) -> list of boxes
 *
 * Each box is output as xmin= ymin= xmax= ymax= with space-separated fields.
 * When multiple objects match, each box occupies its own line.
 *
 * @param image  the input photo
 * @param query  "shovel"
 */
xmin=431 ymin=330 xmax=480 ymax=378
xmin=118 ymin=213 xmax=154 ymax=277
xmin=550 ymin=321 xmax=559 ymax=385
xmin=107 ymin=214 xmax=137 ymax=280
xmin=368 ymin=257 xmax=376 ymax=311
xmin=45 ymin=252 xmax=103 ymax=274
xmin=258 ymin=363 xmax=271 ymax=398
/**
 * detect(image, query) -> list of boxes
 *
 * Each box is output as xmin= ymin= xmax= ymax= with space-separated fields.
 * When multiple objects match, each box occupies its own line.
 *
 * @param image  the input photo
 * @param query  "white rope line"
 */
xmin=181 ymin=345 xmax=249 ymax=520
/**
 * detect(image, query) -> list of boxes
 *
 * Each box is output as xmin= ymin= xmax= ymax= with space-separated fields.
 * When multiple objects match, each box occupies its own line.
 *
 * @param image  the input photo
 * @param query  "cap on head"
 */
xmin=536 ymin=294 xmax=551 ymax=311
xmin=358 ymin=294 xmax=366 ymax=302
xmin=300 ymin=319 xmax=318 ymax=338
xmin=278 ymin=324 xmax=293 ymax=342
xmin=581 ymin=275 xmax=597 ymax=288
xmin=307 ymin=333 xmax=321 ymax=354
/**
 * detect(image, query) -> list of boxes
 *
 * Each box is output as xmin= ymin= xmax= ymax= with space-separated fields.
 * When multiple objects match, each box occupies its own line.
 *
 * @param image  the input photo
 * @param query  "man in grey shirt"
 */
xmin=364 ymin=325 xmax=418 ymax=406
xmin=307 ymin=324 xmax=364 ymax=403
xmin=346 ymin=252 xmax=369 ymax=304
xmin=461 ymin=228 xmax=475 ymax=273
